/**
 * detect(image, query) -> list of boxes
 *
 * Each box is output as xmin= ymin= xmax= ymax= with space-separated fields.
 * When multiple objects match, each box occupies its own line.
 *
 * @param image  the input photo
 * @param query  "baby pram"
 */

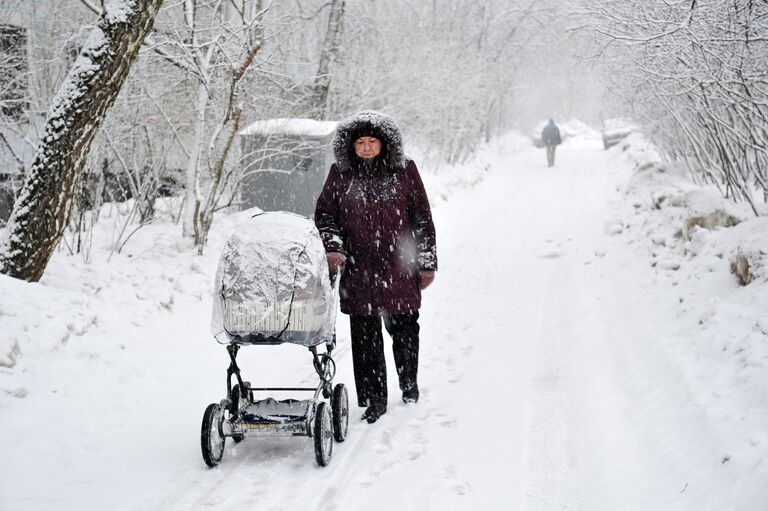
xmin=201 ymin=211 xmax=348 ymax=467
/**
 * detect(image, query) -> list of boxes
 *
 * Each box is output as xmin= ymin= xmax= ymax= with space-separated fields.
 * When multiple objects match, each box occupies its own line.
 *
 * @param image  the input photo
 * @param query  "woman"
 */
xmin=314 ymin=111 xmax=437 ymax=424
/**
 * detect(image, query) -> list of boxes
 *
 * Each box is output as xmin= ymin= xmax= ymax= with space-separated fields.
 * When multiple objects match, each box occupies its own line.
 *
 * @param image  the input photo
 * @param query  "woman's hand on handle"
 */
xmin=419 ymin=271 xmax=435 ymax=290
xmin=327 ymin=252 xmax=347 ymax=275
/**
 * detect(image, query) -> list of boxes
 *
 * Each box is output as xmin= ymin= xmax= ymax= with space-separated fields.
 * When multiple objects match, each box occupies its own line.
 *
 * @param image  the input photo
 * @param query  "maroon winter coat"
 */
xmin=314 ymin=111 xmax=437 ymax=316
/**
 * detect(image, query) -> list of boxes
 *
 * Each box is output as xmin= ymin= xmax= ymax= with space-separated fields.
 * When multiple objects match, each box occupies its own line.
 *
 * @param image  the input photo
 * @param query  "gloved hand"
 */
xmin=419 ymin=271 xmax=435 ymax=290
xmin=326 ymin=252 xmax=347 ymax=276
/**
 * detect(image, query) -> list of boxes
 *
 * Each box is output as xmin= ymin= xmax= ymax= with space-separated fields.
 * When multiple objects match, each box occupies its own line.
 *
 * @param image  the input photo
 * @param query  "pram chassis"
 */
xmin=201 ymin=334 xmax=349 ymax=468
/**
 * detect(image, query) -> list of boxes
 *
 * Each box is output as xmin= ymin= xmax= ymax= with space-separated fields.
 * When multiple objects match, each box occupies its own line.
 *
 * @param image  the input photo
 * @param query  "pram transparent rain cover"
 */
xmin=211 ymin=211 xmax=337 ymax=346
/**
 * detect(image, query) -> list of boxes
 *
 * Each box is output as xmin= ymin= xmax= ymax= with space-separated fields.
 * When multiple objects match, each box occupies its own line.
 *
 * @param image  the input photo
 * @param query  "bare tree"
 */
xmin=143 ymin=0 xmax=265 ymax=249
xmin=0 ymin=0 xmax=164 ymax=281
xmin=193 ymin=39 xmax=262 ymax=253
xmin=584 ymin=0 xmax=768 ymax=212
xmin=310 ymin=0 xmax=344 ymax=120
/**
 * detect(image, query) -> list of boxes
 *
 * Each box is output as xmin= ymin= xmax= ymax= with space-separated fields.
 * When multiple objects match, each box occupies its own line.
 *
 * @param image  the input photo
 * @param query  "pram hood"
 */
xmin=211 ymin=212 xmax=337 ymax=346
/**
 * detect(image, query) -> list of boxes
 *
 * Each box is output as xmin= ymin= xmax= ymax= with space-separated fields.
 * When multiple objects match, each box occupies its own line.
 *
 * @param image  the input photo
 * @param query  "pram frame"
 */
xmin=202 ymin=332 xmax=346 ymax=467
xmin=213 ymin=333 xmax=341 ymax=444
xmin=224 ymin=335 xmax=337 ymax=413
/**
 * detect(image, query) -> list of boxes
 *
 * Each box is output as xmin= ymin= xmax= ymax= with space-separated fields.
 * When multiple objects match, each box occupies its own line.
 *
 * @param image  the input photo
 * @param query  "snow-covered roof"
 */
xmin=603 ymin=117 xmax=640 ymax=137
xmin=239 ymin=118 xmax=338 ymax=138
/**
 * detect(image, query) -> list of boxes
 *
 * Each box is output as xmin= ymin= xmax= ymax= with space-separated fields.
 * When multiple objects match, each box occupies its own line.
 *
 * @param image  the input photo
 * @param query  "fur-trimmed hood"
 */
xmin=332 ymin=110 xmax=407 ymax=172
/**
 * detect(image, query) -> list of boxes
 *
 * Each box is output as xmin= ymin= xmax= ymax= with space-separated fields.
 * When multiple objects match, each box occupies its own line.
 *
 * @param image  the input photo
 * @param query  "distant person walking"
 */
xmin=541 ymin=119 xmax=562 ymax=167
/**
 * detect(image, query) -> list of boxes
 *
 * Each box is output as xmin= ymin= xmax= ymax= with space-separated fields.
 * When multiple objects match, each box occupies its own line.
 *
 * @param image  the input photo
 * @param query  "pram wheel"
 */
xmin=332 ymin=384 xmax=349 ymax=442
xmin=201 ymin=403 xmax=226 ymax=467
xmin=314 ymin=402 xmax=333 ymax=466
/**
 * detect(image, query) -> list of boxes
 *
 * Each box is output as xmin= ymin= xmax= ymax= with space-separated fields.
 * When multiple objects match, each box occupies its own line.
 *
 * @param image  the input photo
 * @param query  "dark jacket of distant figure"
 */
xmin=541 ymin=121 xmax=562 ymax=146
xmin=315 ymin=111 xmax=437 ymax=316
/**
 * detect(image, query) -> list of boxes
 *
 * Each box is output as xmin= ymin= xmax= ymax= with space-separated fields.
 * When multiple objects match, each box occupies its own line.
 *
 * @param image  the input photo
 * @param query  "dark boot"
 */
xmin=361 ymin=400 xmax=387 ymax=423
xmin=402 ymin=383 xmax=419 ymax=404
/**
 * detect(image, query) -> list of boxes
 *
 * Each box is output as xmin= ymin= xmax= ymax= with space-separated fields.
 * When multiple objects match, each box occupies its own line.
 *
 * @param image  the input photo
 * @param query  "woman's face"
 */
xmin=354 ymin=136 xmax=382 ymax=159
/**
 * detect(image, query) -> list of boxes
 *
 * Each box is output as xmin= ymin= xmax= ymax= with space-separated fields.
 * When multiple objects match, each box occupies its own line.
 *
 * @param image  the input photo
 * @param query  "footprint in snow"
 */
xmin=406 ymin=449 xmax=423 ymax=461
xmin=357 ymin=474 xmax=376 ymax=488
xmin=444 ymin=465 xmax=472 ymax=495
xmin=372 ymin=428 xmax=394 ymax=453
xmin=452 ymin=481 xmax=471 ymax=495
xmin=536 ymin=248 xmax=566 ymax=259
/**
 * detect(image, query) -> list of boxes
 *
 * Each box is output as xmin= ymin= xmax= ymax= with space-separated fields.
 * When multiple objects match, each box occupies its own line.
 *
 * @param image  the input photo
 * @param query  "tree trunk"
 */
xmin=193 ymin=42 xmax=261 ymax=254
xmin=0 ymin=0 xmax=164 ymax=282
xmin=312 ymin=0 xmax=345 ymax=119
xmin=183 ymin=81 xmax=209 ymax=238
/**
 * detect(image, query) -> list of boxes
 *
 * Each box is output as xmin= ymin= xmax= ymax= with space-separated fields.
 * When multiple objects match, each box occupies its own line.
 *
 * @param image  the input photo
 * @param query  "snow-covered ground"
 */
xmin=1 ymin=131 xmax=767 ymax=510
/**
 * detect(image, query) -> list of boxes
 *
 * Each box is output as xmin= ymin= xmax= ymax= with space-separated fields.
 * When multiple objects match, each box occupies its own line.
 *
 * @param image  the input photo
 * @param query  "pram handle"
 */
xmin=329 ymin=267 xmax=343 ymax=288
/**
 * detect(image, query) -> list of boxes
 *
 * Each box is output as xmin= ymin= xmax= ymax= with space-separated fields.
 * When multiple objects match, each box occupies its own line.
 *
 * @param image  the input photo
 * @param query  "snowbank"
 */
xmin=729 ymin=220 xmax=768 ymax=285
xmin=605 ymin=133 xmax=768 ymax=500
xmin=617 ymin=133 xmax=750 ymax=239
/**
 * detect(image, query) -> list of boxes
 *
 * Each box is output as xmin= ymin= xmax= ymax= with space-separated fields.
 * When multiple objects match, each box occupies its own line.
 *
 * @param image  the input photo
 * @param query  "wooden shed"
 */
xmin=238 ymin=118 xmax=338 ymax=217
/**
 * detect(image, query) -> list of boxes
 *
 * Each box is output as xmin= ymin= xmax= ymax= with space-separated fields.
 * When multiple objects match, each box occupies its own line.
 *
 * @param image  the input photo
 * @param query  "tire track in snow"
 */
xmin=513 ymin=153 xmax=595 ymax=511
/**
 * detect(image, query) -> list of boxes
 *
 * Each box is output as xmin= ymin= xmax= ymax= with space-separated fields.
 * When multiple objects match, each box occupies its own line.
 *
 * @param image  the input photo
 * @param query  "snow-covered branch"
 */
xmin=583 ymin=0 xmax=768 ymax=211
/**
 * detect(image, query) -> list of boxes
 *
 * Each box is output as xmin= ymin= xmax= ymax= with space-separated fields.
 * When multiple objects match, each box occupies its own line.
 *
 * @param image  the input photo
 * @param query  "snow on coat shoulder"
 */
xmin=210 ymin=212 xmax=337 ymax=346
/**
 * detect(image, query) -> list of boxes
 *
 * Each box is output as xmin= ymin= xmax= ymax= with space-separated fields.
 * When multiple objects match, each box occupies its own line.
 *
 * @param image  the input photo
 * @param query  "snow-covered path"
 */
xmin=126 ymin=143 xmax=662 ymax=510
xmin=3 ymin=141 xmax=762 ymax=511
xmin=417 ymin=143 xmax=645 ymax=510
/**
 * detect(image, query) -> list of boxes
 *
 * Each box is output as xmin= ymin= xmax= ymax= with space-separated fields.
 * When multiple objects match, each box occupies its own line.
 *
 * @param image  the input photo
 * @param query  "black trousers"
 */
xmin=349 ymin=311 xmax=420 ymax=407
